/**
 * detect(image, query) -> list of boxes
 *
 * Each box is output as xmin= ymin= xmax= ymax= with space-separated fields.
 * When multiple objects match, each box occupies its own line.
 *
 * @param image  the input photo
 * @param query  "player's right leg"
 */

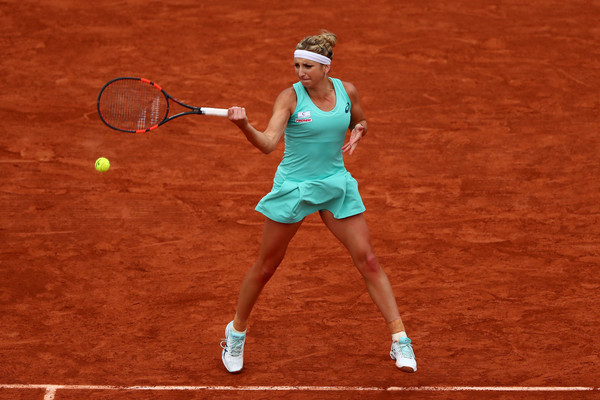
xmin=235 ymin=217 xmax=303 ymax=326
xmin=221 ymin=217 xmax=303 ymax=373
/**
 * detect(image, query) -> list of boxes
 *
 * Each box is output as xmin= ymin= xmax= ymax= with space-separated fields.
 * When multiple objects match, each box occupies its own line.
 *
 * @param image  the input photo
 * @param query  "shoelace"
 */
xmin=393 ymin=341 xmax=415 ymax=359
xmin=221 ymin=334 xmax=245 ymax=357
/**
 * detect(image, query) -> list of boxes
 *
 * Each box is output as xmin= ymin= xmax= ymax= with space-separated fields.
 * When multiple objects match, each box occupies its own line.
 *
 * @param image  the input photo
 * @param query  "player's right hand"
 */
xmin=228 ymin=106 xmax=249 ymax=128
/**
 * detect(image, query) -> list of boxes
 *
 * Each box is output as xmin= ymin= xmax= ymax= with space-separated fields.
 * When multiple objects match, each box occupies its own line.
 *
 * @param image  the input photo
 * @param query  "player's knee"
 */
xmin=356 ymin=251 xmax=380 ymax=275
xmin=251 ymin=265 xmax=275 ymax=286
xmin=254 ymin=257 xmax=283 ymax=284
xmin=365 ymin=253 xmax=380 ymax=274
xmin=258 ymin=269 xmax=275 ymax=285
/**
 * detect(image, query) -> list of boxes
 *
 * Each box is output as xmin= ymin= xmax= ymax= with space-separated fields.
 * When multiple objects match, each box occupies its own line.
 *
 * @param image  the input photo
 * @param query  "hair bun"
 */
xmin=319 ymin=31 xmax=337 ymax=48
xmin=296 ymin=30 xmax=337 ymax=59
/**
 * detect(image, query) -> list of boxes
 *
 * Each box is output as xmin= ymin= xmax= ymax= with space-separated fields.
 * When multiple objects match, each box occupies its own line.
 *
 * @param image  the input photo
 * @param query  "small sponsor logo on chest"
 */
xmin=295 ymin=111 xmax=312 ymax=123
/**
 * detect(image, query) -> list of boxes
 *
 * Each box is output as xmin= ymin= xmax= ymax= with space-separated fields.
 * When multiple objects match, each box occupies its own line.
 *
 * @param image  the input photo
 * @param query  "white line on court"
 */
xmin=0 ymin=383 xmax=598 ymax=397
xmin=44 ymin=387 xmax=55 ymax=400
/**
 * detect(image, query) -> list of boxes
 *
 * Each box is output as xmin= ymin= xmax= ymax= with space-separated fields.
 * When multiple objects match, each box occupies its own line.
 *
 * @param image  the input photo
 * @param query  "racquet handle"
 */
xmin=201 ymin=107 xmax=229 ymax=117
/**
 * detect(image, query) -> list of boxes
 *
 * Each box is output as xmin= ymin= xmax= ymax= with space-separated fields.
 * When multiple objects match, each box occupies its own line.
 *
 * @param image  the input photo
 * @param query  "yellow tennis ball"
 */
xmin=95 ymin=157 xmax=110 ymax=172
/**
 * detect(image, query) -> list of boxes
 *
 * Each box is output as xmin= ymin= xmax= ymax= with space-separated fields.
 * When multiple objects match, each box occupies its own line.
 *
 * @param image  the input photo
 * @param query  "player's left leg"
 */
xmin=318 ymin=210 xmax=417 ymax=372
xmin=319 ymin=211 xmax=399 ymax=320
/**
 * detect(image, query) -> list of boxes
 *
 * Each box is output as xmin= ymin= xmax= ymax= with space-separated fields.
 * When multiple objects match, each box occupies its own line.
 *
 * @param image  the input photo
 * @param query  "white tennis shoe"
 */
xmin=390 ymin=337 xmax=417 ymax=372
xmin=221 ymin=321 xmax=246 ymax=373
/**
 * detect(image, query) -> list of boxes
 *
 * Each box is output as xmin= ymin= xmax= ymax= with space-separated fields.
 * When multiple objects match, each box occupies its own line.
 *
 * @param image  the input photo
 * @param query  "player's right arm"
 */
xmin=228 ymin=88 xmax=296 ymax=154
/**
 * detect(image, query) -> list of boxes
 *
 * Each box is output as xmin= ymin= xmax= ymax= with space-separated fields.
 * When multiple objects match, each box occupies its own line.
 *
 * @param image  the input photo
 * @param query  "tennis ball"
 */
xmin=95 ymin=157 xmax=110 ymax=172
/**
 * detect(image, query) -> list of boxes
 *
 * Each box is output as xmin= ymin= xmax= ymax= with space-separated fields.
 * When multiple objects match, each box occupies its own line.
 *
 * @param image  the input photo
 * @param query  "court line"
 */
xmin=1 ymin=383 xmax=599 ymax=399
xmin=44 ymin=387 xmax=54 ymax=400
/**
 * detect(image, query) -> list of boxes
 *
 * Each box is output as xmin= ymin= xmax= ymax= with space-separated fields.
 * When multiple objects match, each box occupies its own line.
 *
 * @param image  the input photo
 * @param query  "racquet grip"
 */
xmin=201 ymin=108 xmax=229 ymax=117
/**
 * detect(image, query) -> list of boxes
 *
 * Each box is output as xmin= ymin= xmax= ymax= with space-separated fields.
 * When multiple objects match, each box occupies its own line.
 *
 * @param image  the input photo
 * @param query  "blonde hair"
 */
xmin=296 ymin=30 xmax=337 ymax=60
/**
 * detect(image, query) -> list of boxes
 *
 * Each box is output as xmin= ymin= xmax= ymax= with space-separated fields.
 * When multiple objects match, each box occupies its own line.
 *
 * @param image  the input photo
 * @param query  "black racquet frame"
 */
xmin=97 ymin=77 xmax=228 ymax=133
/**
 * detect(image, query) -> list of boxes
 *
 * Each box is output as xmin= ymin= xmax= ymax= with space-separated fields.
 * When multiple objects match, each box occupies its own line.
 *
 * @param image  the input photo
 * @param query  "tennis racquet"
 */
xmin=97 ymin=77 xmax=228 ymax=133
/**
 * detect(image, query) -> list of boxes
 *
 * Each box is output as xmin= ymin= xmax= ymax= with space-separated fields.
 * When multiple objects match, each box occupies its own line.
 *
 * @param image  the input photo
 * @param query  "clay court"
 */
xmin=1 ymin=0 xmax=599 ymax=399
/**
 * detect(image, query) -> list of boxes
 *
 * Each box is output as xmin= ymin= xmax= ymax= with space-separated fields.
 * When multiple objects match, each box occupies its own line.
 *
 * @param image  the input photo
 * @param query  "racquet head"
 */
xmin=97 ymin=77 xmax=169 ymax=133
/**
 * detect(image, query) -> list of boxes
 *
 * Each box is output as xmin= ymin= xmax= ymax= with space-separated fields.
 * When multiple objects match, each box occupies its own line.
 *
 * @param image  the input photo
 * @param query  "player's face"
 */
xmin=294 ymin=58 xmax=329 ymax=87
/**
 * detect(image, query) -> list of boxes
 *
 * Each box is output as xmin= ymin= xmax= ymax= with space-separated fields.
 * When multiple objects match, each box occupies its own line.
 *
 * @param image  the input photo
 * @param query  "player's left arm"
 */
xmin=342 ymin=81 xmax=367 ymax=155
xmin=344 ymin=81 xmax=368 ymax=135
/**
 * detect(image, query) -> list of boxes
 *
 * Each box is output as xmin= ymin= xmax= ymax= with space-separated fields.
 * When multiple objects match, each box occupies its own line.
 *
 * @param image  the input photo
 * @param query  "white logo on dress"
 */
xmin=296 ymin=111 xmax=312 ymax=123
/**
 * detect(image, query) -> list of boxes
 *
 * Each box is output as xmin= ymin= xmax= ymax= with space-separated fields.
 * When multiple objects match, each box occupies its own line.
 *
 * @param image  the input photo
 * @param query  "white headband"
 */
xmin=294 ymin=49 xmax=331 ymax=65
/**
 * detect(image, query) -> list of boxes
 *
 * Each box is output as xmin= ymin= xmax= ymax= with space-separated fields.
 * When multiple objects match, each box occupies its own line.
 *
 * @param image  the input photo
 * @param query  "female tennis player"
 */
xmin=221 ymin=31 xmax=417 ymax=373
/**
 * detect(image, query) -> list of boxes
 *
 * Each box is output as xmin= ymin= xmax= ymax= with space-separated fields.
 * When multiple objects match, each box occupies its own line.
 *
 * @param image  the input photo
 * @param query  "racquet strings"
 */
xmin=99 ymin=79 xmax=168 ymax=132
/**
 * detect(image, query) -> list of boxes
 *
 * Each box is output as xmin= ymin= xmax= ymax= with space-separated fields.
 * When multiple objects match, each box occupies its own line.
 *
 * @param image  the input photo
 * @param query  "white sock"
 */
xmin=230 ymin=322 xmax=246 ymax=335
xmin=392 ymin=331 xmax=408 ymax=342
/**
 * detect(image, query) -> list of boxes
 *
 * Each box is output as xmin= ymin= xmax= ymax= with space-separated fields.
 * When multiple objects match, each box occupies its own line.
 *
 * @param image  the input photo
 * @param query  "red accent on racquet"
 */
xmin=97 ymin=77 xmax=228 ymax=133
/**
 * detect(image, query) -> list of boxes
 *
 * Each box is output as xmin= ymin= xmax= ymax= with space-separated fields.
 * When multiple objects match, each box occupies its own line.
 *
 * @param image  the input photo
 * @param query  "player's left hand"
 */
xmin=342 ymin=124 xmax=364 ymax=156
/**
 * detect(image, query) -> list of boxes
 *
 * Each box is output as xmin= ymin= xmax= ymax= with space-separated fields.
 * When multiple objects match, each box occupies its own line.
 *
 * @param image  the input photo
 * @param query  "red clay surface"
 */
xmin=1 ymin=0 xmax=599 ymax=399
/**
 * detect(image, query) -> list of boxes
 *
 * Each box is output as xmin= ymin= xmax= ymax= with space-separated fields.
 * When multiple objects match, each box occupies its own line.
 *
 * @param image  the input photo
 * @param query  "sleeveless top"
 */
xmin=255 ymin=77 xmax=366 ymax=223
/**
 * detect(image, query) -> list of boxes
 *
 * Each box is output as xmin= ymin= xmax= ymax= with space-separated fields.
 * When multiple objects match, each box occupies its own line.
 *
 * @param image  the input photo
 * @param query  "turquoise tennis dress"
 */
xmin=255 ymin=77 xmax=366 ymax=223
